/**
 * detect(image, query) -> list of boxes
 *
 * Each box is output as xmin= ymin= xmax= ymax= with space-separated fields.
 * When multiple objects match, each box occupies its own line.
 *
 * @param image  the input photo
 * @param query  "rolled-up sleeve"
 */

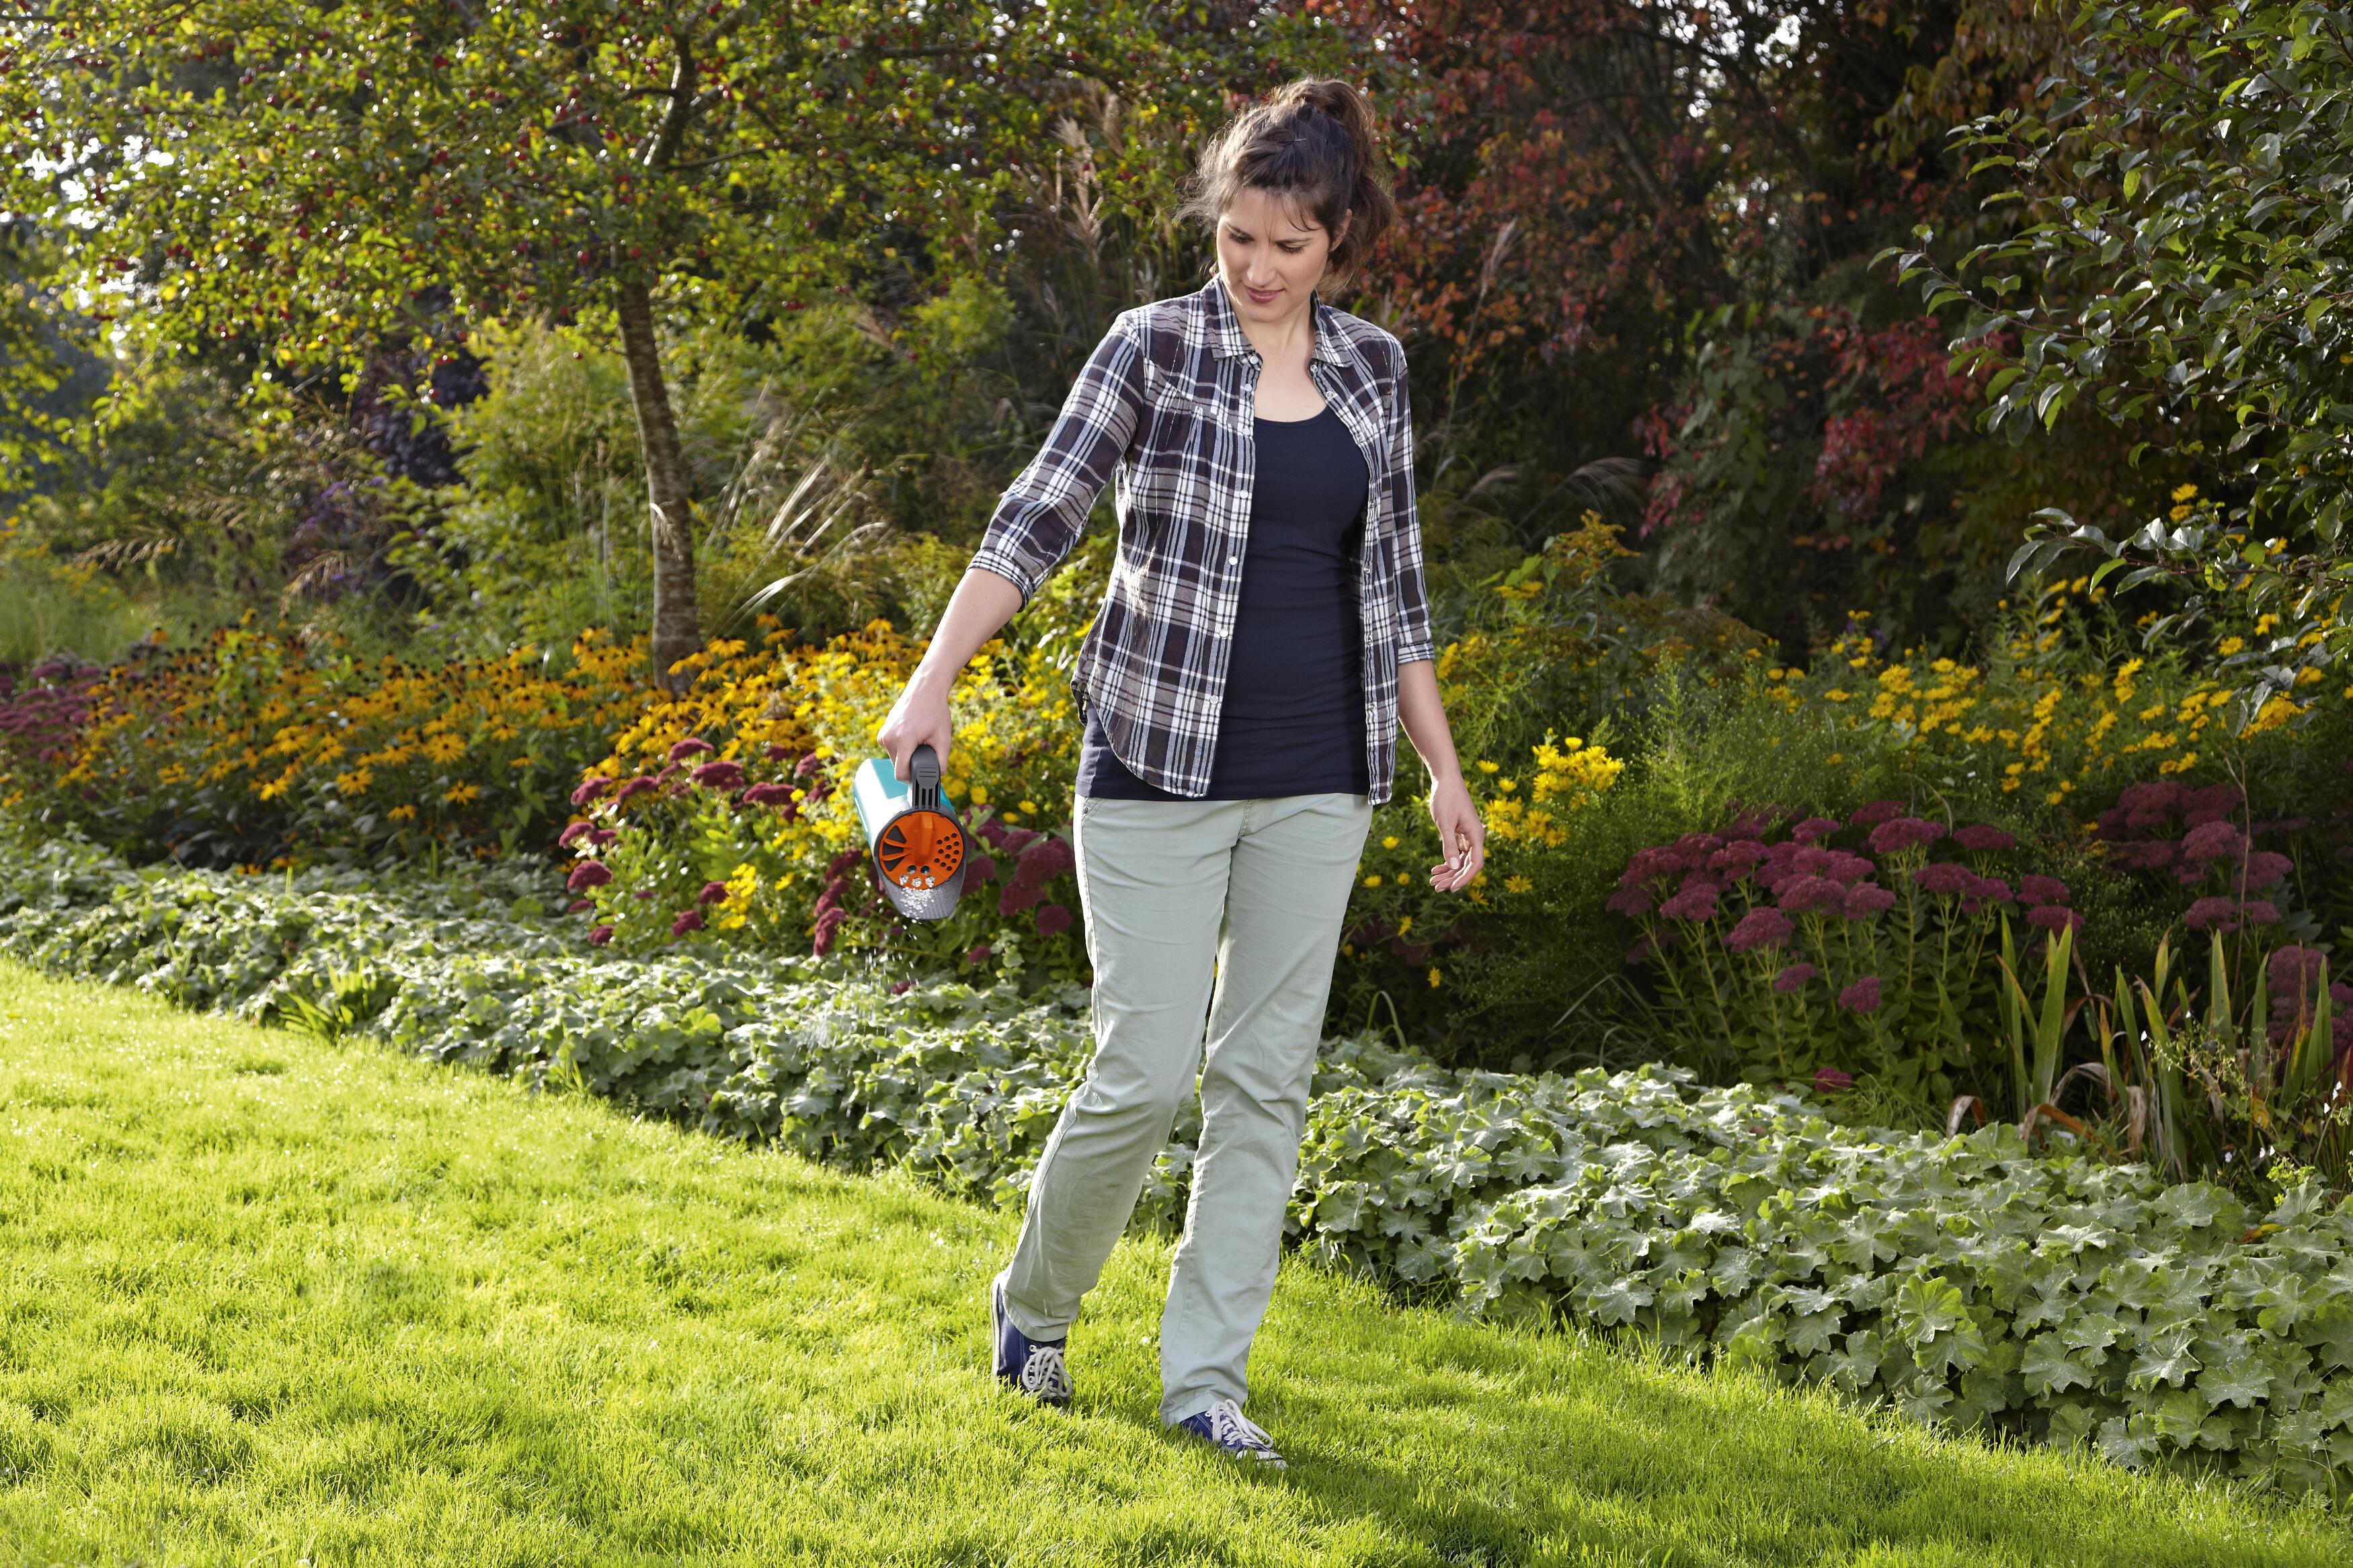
xmin=969 ymin=314 xmax=1146 ymax=606
xmin=1385 ymin=344 xmax=1436 ymax=666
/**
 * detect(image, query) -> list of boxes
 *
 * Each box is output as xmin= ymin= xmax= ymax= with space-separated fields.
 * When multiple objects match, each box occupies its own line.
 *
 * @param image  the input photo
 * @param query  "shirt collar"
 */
xmin=1198 ymin=275 xmax=1347 ymax=367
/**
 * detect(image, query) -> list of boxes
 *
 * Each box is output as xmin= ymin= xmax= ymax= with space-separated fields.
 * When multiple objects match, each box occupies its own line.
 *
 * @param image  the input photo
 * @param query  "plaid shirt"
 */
xmin=970 ymin=277 xmax=1434 ymax=804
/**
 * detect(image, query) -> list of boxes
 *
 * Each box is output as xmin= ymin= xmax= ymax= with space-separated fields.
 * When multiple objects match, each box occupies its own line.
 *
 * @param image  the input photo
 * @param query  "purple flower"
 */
xmin=764 ymin=743 xmax=797 ymax=761
xmin=588 ymin=827 xmax=617 ymax=848
xmin=1837 ymin=976 xmax=1884 ymax=1014
xmin=1606 ymin=885 xmax=1656 ymax=917
xmin=1868 ymin=817 xmax=1944 ymax=854
xmin=696 ymin=880 xmax=729 ymax=907
xmin=690 ymin=759 xmax=747 ymax=791
xmin=613 ymin=776 xmax=657 ymax=804
xmin=1709 ymin=840 xmax=1769 ymax=876
xmin=813 ymin=905 xmax=847 ymax=956
xmin=1778 ymin=875 xmax=1847 ymax=915
xmin=2020 ymin=874 xmax=2071 ymax=907
xmin=2184 ymin=896 xmax=2241 ymax=932
xmin=969 ymin=852 xmax=1000 ymax=884
xmin=742 ymin=782 xmax=796 ymax=808
xmin=1622 ymin=846 xmax=1689 ymax=885
xmin=1952 ymin=824 xmax=2014 ymax=853
xmin=1843 ymin=884 xmax=1897 ymax=920
xmin=1821 ymin=851 xmax=1876 ymax=886
xmin=2182 ymin=821 xmax=2247 ymax=863
xmin=570 ymin=776 xmax=610 ymax=808
xmin=567 ymin=860 xmax=614 ymax=892
xmin=1660 ymin=884 xmax=1721 ymax=922
xmin=794 ymin=753 xmax=825 ymax=780
xmin=1015 ymin=837 xmax=1076 ymax=885
xmin=2243 ymin=899 xmax=2282 ymax=926
xmin=2109 ymin=840 xmax=2180 ymax=872
xmin=1813 ymin=1067 xmax=1854 ymax=1094
xmin=2269 ymin=945 xmax=2327 ymax=994
xmin=671 ymin=909 xmax=705 ymax=936
xmin=998 ymin=880 xmax=1043 ymax=916
xmin=2026 ymin=905 xmax=2083 ymax=933
xmin=1773 ymin=962 xmax=1819 ymax=993
xmin=891 ymin=979 xmax=912 ymax=995
xmin=557 ymin=821 xmax=594 ymax=849
xmin=1850 ymin=800 xmax=1906 ymax=829
xmin=1035 ymin=903 xmax=1074 ymax=938
xmin=1791 ymin=817 xmax=1841 ymax=843
xmin=963 ymin=944 xmax=994 ymax=966
xmin=1725 ymin=907 xmax=1795 ymax=952
xmin=588 ymin=925 xmax=613 ymax=946
xmin=567 ymin=898 xmax=595 ymax=914
xmin=666 ymin=737 xmax=715 ymax=763
xmin=2237 ymin=851 xmax=2293 ymax=891
xmin=1914 ymin=862 xmax=1973 ymax=897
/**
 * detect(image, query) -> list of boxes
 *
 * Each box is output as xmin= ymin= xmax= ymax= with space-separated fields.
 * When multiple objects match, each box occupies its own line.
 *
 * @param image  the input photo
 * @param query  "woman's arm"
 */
xmin=1398 ymin=658 xmax=1486 ymax=893
xmin=875 ymin=569 xmax=1024 ymax=778
xmin=878 ymin=315 xmax=1146 ymax=779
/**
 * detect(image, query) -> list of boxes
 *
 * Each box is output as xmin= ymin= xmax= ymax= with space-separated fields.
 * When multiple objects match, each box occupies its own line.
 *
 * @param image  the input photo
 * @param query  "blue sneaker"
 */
xmin=1174 ymin=1398 xmax=1285 ymax=1469
xmin=991 ymin=1280 xmax=1072 ymax=1406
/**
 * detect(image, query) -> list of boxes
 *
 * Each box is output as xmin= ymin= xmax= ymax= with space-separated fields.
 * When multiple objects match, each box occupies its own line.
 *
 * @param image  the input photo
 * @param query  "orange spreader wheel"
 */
xmin=875 ymin=810 xmax=965 ymax=890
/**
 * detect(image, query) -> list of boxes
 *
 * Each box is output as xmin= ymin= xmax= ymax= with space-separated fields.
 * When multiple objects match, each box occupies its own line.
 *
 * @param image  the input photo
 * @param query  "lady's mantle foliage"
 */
xmin=6 ymin=834 xmax=2352 ymax=1495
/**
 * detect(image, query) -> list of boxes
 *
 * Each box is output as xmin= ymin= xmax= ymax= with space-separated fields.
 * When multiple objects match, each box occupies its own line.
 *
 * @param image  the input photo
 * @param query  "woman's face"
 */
xmin=1215 ymin=185 xmax=1347 ymax=327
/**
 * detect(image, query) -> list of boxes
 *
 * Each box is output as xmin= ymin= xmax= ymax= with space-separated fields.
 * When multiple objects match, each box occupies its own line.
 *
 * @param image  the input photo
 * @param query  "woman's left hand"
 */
xmin=1426 ymin=774 xmax=1486 ymax=893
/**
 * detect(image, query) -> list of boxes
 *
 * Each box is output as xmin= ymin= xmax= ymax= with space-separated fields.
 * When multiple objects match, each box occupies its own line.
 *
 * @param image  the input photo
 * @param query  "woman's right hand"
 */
xmin=877 ymin=671 xmax=955 ymax=781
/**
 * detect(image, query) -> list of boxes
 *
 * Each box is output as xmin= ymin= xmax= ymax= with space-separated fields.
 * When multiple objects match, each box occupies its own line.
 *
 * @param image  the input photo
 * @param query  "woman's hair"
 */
xmin=1179 ymin=79 xmax=1397 ymax=285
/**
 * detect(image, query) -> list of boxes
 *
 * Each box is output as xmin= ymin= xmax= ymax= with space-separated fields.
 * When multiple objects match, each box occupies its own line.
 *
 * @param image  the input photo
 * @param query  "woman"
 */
xmin=877 ymin=79 xmax=1485 ymax=1469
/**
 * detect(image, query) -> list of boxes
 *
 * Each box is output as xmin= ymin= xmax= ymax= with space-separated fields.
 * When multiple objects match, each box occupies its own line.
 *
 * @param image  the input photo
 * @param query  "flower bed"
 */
xmin=5 ymin=833 xmax=2350 ymax=1496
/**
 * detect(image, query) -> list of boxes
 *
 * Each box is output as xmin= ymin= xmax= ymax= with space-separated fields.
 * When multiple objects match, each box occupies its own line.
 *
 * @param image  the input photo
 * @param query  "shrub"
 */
xmin=17 ymin=620 xmax=647 ymax=866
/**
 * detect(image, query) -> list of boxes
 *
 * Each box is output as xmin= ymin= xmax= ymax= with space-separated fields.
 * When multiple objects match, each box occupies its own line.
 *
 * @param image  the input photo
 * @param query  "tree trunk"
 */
xmin=614 ymin=278 xmax=700 ymax=687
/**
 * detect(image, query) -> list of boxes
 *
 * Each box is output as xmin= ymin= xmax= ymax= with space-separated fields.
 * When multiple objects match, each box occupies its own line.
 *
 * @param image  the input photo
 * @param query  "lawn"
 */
xmin=0 ymin=963 xmax=2342 ymax=1567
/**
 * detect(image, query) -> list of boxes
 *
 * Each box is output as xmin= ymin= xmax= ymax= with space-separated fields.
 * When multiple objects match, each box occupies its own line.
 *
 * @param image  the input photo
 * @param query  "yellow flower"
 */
xmin=1427 ymin=966 xmax=1442 ymax=988
xmin=1503 ymin=875 xmax=1532 ymax=894
xmin=1476 ymin=759 xmax=1500 ymax=774
xmin=444 ymin=783 xmax=481 ymax=804
xmin=1382 ymin=835 xmax=1400 ymax=850
xmin=389 ymin=804 xmax=417 ymax=821
xmin=1363 ymin=875 xmax=1381 ymax=889
xmin=333 ymin=768 xmax=372 ymax=796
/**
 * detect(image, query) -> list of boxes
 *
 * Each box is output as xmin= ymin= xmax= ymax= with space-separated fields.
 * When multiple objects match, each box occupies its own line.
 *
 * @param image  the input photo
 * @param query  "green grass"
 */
xmin=0 ymin=963 xmax=2343 ymax=1567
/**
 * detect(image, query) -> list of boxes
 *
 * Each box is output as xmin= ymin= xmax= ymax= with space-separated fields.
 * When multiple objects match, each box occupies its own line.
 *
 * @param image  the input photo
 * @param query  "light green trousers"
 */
xmin=997 ymin=791 xmax=1372 ymax=1425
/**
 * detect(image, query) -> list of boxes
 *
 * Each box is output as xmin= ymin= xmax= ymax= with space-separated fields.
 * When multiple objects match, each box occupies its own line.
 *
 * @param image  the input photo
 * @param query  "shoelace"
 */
xmin=1019 ymin=1343 xmax=1072 ymax=1402
xmin=1206 ymin=1399 xmax=1276 ymax=1454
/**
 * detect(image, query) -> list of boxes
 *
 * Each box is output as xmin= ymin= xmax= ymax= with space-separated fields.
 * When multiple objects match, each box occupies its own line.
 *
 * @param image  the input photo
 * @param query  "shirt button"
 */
xmin=1228 ymin=552 xmax=1239 ymax=565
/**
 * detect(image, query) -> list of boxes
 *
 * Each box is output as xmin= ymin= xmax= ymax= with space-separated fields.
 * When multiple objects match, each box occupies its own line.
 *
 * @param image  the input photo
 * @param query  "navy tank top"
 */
xmin=1079 ymin=407 xmax=1371 ymax=799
